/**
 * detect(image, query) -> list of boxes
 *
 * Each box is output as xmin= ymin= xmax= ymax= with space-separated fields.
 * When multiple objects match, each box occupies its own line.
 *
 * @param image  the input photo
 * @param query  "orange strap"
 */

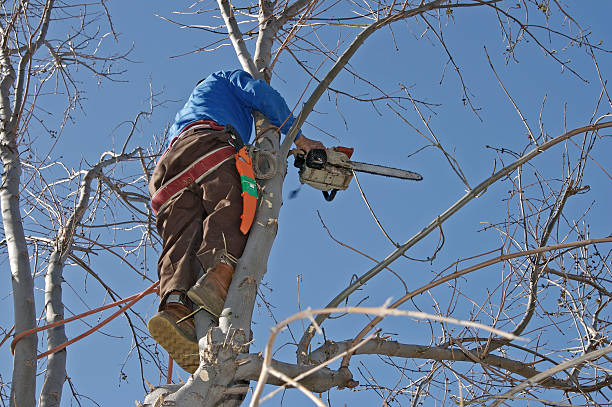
xmin=167 ymin=355 xmax=174 ymax=384
xmin=10 ymin=280 xmax=159 ymax=358
xmin=235 ymin=146 xmax=258 ymax=234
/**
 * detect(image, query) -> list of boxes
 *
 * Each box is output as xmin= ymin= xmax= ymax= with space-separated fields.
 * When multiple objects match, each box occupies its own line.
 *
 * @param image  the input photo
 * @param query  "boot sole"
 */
xmin=187 ymin=289 xmax=224 ymax=318
xmin=148 ymin=314 xmax=199 ymax=373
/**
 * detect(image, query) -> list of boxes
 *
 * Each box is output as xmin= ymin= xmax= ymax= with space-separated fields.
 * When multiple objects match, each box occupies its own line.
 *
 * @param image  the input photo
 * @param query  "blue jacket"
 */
xmin=167 ymin=69 xmax=302 ymax=147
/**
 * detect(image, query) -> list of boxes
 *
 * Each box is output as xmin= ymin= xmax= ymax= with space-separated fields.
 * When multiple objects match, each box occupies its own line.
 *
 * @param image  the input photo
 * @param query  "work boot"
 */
xmin=187 ymin=262 xmax=234 ymax=317
xmin=147 ymin=300 xmax=199 ymax=373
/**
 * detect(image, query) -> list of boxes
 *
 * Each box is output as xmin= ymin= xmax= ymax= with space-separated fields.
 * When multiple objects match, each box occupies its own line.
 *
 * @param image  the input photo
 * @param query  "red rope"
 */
xmin=11 ymin=280 xmax=160 ymax=358
xmin=167 ymin=355 xmax=174 ymax=384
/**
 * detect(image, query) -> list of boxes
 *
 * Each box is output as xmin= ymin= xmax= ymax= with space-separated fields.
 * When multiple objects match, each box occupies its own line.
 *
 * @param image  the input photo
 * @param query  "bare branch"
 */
xmin=491 ymin=345 xmax=612 ymax=406
xmin=281 ymin=0 xmax=447 ymax=156
xmin=311 ymin=338 xmax=612 ymax=393
xmin=217 ymin=0 xmax=257 ymax=74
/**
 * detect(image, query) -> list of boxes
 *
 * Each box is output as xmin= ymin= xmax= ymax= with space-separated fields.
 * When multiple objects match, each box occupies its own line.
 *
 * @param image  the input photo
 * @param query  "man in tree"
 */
xmin=147 ymin=69 xmax=324 ymax=372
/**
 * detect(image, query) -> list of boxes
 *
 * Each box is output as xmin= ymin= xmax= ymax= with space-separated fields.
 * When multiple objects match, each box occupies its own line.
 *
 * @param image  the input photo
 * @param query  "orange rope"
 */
xmin=0 ymin=326 xmax=15 ymax=349
xmin=167 ymin=355 xmax=174 ymax=384
xmin=11 ymin=280 xmax=159 ymax=358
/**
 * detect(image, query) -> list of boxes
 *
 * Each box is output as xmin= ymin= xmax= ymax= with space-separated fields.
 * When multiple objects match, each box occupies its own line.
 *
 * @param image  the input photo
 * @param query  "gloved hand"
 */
xmin=294 ymin=135 xmax=325 ymax=153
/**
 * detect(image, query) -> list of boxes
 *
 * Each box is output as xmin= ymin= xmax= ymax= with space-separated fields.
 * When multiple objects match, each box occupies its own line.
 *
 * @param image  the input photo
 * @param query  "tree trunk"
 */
xmin=38 ymin=252 xmax=68 ymax=407
xmin=1 ymin=135 xmax=37 ymax=407
xmin=142 ymin=116 xmax=283 ymax=407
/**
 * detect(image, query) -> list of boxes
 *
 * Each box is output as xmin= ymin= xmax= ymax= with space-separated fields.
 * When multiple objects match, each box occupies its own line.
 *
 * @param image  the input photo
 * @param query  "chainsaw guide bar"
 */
xmin=346 ymin=160 xmax=423 ymax=181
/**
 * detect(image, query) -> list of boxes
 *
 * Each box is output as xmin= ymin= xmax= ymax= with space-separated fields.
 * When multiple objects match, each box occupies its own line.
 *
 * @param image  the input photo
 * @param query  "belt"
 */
xmin=151 ymin=145 xmax=236 ymax=215
xmin=162 ymin=119 xmax=226 ymax=158
xmin=179 ymin=119 xmax=225 ymax=135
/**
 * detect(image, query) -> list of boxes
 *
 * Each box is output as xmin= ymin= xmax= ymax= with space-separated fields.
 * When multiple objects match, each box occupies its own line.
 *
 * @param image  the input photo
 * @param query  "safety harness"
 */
xmin=150 ymin=120 xmax=258 ymax=235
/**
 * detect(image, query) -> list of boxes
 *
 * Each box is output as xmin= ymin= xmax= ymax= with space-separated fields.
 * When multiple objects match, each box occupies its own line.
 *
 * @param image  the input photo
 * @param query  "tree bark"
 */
xmin=234 ymin=354 xmax=349 ymax=392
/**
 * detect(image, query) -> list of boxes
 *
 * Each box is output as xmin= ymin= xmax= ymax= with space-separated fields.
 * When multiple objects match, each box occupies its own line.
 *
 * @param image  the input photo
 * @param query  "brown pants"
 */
xmin=149 ymin=128 xmax=248 ymax=303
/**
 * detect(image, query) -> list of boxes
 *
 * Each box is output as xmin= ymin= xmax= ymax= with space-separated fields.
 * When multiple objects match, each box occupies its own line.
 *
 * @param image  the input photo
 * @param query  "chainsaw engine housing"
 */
xmin=296 ymin=147 xmax=354 ymax=192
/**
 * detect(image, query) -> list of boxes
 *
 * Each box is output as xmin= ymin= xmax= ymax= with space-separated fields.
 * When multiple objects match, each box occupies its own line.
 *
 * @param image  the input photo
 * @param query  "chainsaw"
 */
xmin=293 ymin=146 xmax=422 ymax=201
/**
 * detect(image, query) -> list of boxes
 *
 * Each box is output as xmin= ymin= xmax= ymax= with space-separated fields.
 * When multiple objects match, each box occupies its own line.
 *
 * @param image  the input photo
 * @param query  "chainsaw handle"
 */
xmin=322 ymin=189 xmax=338 ymax=201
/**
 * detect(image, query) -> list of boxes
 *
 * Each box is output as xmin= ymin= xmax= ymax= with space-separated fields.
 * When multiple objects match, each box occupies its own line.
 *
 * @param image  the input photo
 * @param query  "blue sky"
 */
xmin=2 ymin=1 xmax=612 ymax=406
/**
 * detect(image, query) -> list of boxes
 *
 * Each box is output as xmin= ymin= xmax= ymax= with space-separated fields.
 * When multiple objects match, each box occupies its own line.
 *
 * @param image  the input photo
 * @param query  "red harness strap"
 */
xmin=151 ymin=145 xmax=236 ymax=215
